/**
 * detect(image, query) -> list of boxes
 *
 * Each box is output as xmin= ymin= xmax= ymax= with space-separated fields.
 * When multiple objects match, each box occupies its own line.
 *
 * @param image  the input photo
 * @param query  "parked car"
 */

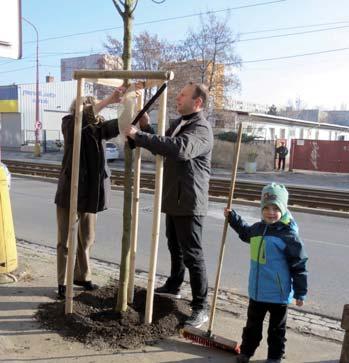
xmin=44 ymin=140 xmax=63 ymax=152
xmin=105 ymin=142 xmax=119 ymax=162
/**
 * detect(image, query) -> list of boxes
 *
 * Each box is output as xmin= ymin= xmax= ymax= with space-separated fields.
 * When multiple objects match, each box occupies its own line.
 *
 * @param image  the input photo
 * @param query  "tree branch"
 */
xmin=130 ymin=0 xmax=139 ymax=14
xmin=112 ymin=0 xmax=124 ymax=17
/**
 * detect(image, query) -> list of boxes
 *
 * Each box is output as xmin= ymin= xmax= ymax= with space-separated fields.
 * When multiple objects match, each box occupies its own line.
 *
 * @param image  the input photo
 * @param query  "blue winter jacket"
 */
xmin=227 ymin=210 xmax=308 ymax=304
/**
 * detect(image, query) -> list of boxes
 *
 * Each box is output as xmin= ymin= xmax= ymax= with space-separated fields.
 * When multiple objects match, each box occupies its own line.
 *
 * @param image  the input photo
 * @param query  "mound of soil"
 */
xmin=35 ymin=285 xmax=190 ymax=350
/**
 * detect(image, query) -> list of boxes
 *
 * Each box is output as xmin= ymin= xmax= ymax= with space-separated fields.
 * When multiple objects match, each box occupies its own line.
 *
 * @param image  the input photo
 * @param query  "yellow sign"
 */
xmin=0 ymin=100 xmax=18 ymax=112
xmin=0 ymin=165 xmax=17 ymax=273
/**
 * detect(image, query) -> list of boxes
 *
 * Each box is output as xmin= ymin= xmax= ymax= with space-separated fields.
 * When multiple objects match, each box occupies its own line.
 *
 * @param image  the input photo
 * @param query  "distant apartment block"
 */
xmin=60 ymin=53 xmax=123 ymax=100
xmin=61 ymin=53 xmax=123 ymax=81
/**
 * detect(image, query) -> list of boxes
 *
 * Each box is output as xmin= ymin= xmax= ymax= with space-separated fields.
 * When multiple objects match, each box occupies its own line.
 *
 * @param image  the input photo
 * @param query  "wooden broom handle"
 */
xmin=208 ymin=123 xmax=243 ymax=335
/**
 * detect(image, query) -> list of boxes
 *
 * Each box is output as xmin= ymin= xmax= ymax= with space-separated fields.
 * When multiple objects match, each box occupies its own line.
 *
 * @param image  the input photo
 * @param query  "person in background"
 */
xmin=54 ymin=88 xmax=125 ymax=300
xmin=224 ymin=183 xmax=308 ymax=363
xmin=124 ymin=82 xmax=213 ymax=328
xmin=276 ymin=141 xmax=288 ymax=171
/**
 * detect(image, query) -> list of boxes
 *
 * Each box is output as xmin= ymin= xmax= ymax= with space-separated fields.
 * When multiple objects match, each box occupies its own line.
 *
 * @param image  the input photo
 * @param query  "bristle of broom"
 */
xmin=180 ymin=326 xmax=240 ymax=353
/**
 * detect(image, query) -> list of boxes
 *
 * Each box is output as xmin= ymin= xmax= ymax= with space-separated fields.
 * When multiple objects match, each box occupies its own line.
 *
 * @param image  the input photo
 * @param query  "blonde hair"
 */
xmin=69 ymin=96 xmax=105 ymax=124
xmin=69 ymin=96 xmax=97 ymax=115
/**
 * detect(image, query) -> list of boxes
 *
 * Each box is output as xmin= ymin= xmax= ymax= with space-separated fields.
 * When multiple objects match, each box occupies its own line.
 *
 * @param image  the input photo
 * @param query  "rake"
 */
xmin=181 ymin=123 xmax=243 ymax=353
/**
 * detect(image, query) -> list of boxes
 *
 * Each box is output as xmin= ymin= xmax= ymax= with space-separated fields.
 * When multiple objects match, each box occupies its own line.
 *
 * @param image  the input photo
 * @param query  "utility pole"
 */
xmin=22 ymin=17 xmax=41 ymax=157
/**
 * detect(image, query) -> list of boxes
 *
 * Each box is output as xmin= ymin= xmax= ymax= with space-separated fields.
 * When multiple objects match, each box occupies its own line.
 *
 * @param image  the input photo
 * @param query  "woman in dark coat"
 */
xmin=54 ymin=89 xmax=124 ymax=299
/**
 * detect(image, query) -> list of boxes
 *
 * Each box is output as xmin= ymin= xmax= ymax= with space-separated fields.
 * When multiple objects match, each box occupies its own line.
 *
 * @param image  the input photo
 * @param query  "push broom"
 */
xmin=182 ymin=123 xmax=243 ymax=353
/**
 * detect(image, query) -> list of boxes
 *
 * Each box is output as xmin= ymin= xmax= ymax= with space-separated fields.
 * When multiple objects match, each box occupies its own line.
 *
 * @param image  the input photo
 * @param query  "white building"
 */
xmin=213 ymin=110 xmax=349 ymax=142
xmin=0 ymin=80 xmax=119 ymax=148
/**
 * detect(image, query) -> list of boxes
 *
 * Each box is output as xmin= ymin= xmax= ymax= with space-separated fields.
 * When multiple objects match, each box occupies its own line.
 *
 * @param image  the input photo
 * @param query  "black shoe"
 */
xmin=236 ymin=354 xmax=251 ymax=363
xmin=73 ymin=280 xmax=99 ymax=291
xmin=184 ymin=309 xmax=208 ymax=328
xmin=57 ymin=285 xmax=66 ymax=299
xmin=154 ymin=284 xmax=181 ymax=299
xmin=265 ymin=359 xmax=281 ymax=363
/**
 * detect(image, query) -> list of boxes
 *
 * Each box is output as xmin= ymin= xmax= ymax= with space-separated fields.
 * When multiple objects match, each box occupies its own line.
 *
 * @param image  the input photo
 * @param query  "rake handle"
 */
xmin=208 ymin=123 xmax=243 ymax=335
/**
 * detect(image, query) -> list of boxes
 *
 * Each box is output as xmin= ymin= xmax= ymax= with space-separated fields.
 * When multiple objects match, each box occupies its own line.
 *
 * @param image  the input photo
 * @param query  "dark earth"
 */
xmin=35 ymin=284 xmax=191 ymax=351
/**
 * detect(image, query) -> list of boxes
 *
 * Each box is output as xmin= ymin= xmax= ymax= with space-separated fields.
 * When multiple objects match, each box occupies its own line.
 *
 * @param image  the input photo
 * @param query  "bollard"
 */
xmin=340 ymin=304 xmax=349 ymax=363
xmin=0 ymin=164 xmax=17 ymax=274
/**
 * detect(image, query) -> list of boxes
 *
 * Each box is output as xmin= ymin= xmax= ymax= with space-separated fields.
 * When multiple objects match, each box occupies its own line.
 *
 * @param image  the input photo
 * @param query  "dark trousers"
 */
xmin=278 ymin=157 xmax=286 ymax=170
xmin=165 ymin=214 xmax=208 ymax=310
xmin=240 ymin=299 xmax=288 ymax=360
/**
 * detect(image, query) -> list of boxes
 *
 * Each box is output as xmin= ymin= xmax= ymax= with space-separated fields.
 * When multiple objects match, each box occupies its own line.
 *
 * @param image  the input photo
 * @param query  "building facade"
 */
xmin=0 ymin=79 xmax=119 ymax=148
xmin=61 ymin=53 xmax=123 ymax=81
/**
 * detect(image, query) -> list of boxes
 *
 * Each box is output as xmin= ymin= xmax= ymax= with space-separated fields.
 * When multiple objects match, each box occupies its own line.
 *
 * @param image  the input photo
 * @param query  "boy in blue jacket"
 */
xmin=224 ymin=183 xmax=308 ymax=363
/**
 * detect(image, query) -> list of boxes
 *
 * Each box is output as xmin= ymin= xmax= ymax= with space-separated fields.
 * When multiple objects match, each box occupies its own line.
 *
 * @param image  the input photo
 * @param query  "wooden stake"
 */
xmin=144 ymin=87 xmax=167 ymax=324
xmin=74 ymin=70 xmax=174 ymax=81
xmin=207 ymin=123 xmax=243 ymax=335
xmin=65 ymin=78 xmax=85 ymax=315
xmin=128 ymin=90 xmax=144 ymax=303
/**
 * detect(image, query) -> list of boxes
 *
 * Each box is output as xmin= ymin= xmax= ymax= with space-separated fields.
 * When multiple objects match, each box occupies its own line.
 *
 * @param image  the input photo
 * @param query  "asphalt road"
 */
xmin=9 ymin=176 xmax=349 ymax=319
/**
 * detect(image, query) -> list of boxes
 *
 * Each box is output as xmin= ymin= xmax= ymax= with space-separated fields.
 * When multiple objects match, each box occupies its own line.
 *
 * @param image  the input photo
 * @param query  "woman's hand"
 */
xmin=110 ymin=86 xmax=126 ymax=104
xmin=93 ymin=87 xmax=126 ymax=114
xmin=224 ymin=208 xmax=231 ymax=218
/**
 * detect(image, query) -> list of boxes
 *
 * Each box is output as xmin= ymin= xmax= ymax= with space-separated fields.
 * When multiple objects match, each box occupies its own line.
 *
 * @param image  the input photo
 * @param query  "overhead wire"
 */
xmin=23 ymin=0 xmax=286 ymax=44
xmin=2 ymin=2 xmax=349 ymax=72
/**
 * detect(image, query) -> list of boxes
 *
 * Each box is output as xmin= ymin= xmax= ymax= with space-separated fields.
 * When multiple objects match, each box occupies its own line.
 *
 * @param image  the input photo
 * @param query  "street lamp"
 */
xmin=22 ymin=17 xmax=41 ymax=157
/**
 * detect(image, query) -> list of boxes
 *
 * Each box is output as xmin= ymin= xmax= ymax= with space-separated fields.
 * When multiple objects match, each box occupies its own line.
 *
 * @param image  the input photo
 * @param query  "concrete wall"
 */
xmin=116 ymin=138 xmax=275 ymax=171
xmin=212 ymin=140 xmax=275 ymax=170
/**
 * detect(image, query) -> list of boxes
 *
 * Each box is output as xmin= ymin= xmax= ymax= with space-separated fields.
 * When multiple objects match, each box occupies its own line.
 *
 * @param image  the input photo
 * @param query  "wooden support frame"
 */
xmin=74 ymin=69 xmax=174 ymax=81
xmin=145 ymin=86 xmax=167 ymax=324
xmin=128 ymin=91 xmax=144 ymax=303
xmin=65 ymin=69 xmax=173 ymax=316
xmin=65 ymin=78 xmax=85 ymax=314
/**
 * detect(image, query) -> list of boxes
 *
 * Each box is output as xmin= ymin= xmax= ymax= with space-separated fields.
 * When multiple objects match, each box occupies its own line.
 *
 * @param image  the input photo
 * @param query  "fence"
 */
xmin=289 ymin=139 xmax=349 ymax=173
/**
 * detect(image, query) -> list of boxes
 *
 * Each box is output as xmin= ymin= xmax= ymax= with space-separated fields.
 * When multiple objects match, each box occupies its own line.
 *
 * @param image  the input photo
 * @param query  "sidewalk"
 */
xmin=0 ymin=240 xmax=343 ymax=363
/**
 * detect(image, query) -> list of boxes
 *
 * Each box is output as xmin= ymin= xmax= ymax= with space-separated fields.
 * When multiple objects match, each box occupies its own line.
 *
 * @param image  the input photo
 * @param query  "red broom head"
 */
xmin=181 ymin=327 xmax=240 ymax=353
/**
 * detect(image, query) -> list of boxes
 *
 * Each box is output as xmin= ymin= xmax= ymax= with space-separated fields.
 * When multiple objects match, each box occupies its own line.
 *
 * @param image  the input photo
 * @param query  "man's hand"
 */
xmin=124 ymin=125 xmax=139 ymax=140
xmin=135 ymin=81 xmax=144 ymax=98
xmin=295 ymin=299 xmax=304 ymax=307
xmin=138 ymin=112 xmax=150 ymax=129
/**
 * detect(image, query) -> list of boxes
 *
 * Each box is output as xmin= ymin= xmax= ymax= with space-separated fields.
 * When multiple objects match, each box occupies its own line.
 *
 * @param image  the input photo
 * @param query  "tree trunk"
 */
xmin=115 ymin=0 xmax=135 ymax=313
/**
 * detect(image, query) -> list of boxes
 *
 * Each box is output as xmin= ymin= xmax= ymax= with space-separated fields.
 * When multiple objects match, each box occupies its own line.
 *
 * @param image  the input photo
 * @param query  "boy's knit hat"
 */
xmin=261 ymin=183 xmax=288 ymax=216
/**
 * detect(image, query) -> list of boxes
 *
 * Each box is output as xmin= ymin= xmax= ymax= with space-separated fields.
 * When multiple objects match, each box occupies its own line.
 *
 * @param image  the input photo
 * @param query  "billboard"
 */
xmin=0 ymin=0 xmax=22 ymax=59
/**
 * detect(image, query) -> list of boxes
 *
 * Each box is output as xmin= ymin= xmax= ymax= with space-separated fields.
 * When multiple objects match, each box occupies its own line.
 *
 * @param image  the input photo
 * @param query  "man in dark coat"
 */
xmin=125 ymin=82 xmax=213 ymax=328
xmin=54 ymin=89 xmax=124 ymax=299
xmin=276 ymin=141 xmax=288 ymax=171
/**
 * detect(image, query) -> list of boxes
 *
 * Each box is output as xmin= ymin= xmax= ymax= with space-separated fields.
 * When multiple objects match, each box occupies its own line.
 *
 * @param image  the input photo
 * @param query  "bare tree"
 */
xmin=104 ymin=35 xmax=123 ymax=57
xmin=179 ymin=12 xmax=241 ymax=109
xmin=111 ymin=0 xmax=166 ymax=313
xmin=112 ymin=0 xmax=137 ymax=313
xmin=105 ymin=30 xmax=177 ymax=101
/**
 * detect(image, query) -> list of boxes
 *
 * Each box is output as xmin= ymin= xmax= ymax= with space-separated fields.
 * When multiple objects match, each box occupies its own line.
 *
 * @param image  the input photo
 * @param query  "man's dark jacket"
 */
xmin=276 ymin=145 xmax=288 ymax=158
xmin=134 ymin=111 xmax=213 ymax=216
xmin=55 ymin=108 xmax=119 ymax=213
